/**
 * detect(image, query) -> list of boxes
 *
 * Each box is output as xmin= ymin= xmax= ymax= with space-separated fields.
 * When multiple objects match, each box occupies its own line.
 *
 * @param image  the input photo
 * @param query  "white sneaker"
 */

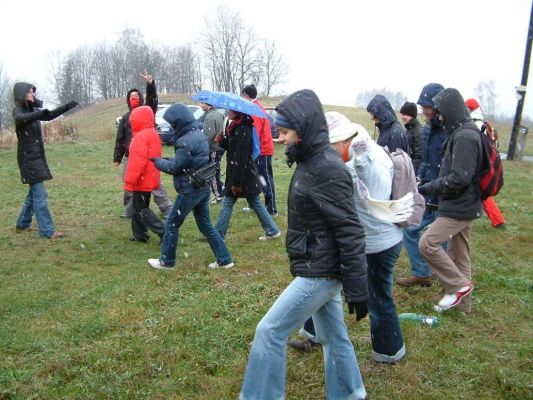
xmin=208 ymin=261 xmax=234 ymax=270
xmin=148 ymin=258 xmax=174 ymax=271
xmin=259 ymin=232 xmax=281 ymax=241
xmin=434 ymin=284 xmax=474 ymax=312
xmin=242 ymin=207 xmax=251 ymax=212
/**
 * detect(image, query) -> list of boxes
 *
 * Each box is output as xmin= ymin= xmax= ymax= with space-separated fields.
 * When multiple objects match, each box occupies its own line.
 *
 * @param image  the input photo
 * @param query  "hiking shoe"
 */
xmin=148 ymin=258 xmax=174 ymax=271
xmin=397 ymin=275 xmax=432 ymax=287
xmin=434 ymin=284 xmax=474 ymax=312
xmin=129 ymin=236 xmax=149 ymax=243
xmin=15 ymin=226 xmax=32 ymax=233
xmin=494 ymin=223 xmax=506 ymax=230
xmin=259 ymin=232 xmax=281 ymax=241
xmin=288 ymin=338 xmax=320 ymax=352
xmin=208 ymin=261 xmax=234 ymax=270
xmin=242 ymin=207 xmax=251 ymax=212
xmin=48 ymin=232 xmax=64 ymax=239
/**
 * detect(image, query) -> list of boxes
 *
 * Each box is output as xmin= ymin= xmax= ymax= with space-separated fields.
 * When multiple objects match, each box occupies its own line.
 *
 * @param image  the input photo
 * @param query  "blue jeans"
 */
xmin=367 ymin=241 xmax=405 ymax=363
xmin=256 ymin=155 xmax=277 ymax=215
xmin=240 ymin=277 xmax=367 ymax=400
xmin=403 ymin=208 xmax=445 ymax=277
xmin=215 ymin=194 xmax=279 ymax=240
xmin=16 ymin=181 xmax=55 ymax=238
xmin=160 ymin=187 xmax=232 ymax=267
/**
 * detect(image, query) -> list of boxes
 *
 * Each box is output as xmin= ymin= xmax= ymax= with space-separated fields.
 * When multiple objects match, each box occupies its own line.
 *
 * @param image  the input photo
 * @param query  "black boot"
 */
xmin=287 ymin=338 xmax=320 ymax=352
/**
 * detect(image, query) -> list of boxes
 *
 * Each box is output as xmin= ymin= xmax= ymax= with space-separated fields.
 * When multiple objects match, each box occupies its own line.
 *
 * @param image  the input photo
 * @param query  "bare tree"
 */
xmin=259 ymin=39 xmax=287 ymax=96
xmin=474 ymin=80 xmax=497 ymax=119
xmin=234 ymin=26 xmax=261 ymax=91
xmin=0 ymin=64 xmax=12 ymax=131
xmin=355 ymin=88 xmax=408 ymax=111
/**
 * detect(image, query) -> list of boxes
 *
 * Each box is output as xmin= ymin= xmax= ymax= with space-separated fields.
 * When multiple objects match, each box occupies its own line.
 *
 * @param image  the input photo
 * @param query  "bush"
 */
xmin=42 ymin=119 xmax=79 ymax=143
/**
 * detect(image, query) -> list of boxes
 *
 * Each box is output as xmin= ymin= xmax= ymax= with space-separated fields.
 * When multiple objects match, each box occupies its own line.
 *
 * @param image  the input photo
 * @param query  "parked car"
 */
xmin=264 ymin=107 xmax=279 ymax=140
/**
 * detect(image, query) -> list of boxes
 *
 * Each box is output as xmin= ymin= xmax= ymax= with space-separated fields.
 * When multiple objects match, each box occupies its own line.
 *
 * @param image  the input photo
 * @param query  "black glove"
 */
xmin=418 ymin=183 xmax=429 ymax=195
xmin=40 ymin=109 xmax=52 ymax=121
xmin=348 ymin=301 xmax=368 ymax=321
xmin=149 ymin=157 xmax=158 ymax=162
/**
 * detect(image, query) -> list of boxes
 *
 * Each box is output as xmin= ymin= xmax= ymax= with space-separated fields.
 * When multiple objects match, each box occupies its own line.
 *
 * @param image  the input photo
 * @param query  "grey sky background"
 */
xmin=1 ymin=0 xmax=532 ymax=118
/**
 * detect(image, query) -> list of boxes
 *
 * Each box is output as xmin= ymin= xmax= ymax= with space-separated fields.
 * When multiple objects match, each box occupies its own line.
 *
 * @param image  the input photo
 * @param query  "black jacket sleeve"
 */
xmin=113 ymin=115 xmax=127 ymax=163
xmin=13 ymin=107 xmax=49 ymax=125
xmin=309 ymin=169 xmax=368 ymax=303
xmin=145 ymin=80 xmax=158 ymax=114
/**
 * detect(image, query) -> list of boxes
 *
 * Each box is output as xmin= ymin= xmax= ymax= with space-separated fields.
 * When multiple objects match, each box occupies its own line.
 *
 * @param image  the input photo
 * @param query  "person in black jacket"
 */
xmin=367 ymin=94 xmax=409 ymax=154
xmin=418 ymin=88 xmax=483 ymax=313
xmin=214 ymin=109 xmax=280 ymax=242
xmin=239 ymin=90 xmax=368 ymax=400
xmin=113 ymin=70 xmax=172 ymax=219
xmin=13 ymin=82 xmax=78 ymax=238
xmin=399 ymin=101 xmax=423 ymax=171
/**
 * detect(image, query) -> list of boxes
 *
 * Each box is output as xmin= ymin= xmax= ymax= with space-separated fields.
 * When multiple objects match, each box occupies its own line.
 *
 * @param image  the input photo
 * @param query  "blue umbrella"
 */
xmin=192 ymin=90 xmax=266 ymax=118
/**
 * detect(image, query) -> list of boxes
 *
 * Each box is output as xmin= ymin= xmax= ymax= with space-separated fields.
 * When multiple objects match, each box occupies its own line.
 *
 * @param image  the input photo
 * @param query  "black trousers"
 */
xmin=131 ymin=191 xmax=165 ymax=241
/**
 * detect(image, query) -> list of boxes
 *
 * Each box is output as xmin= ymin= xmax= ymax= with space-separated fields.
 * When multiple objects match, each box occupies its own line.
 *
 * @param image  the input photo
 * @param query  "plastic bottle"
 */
xmin=398 ymin=313 xmax=440 ymax=327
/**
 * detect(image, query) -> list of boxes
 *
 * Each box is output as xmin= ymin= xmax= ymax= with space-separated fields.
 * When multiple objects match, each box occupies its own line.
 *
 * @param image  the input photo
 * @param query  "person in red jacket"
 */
xmin=241 ymin=84 xmax=278 ymax=216
xmin=124 ymin=106 xmax=165 ymax=242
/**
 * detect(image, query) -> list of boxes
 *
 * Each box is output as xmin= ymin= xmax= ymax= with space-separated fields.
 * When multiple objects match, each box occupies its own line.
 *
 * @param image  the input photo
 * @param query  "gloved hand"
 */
xmin=40 ymin=109 xmax=52 ymax=121
xmin=418 ymin=183 xmax=429 ymax=195
xmin=348 ymin=300 xmax=368 ymax=321
xmin=66 ymin=100 xmax=79 ymax=109
xmin=148 ymin=157 xmax=158 ymax=162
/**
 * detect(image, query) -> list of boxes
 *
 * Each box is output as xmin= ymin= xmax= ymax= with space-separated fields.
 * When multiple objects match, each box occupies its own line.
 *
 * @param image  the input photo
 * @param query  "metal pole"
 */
xmin=507 ymin=1 xmax=533 ymax=160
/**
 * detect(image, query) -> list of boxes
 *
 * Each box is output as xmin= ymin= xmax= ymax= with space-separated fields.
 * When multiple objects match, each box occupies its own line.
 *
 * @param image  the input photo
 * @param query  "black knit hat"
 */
xmin=400 ymin=102 xmax=418 ymax=119
xmin=241 ymin=84 xmax=257 ymax=99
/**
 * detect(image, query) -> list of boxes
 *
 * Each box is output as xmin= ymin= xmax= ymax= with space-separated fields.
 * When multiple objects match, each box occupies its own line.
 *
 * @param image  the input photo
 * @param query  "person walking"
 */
xmin=399 ymin=101 xmax=424 ymax=172
xmin=124 ymin=106 xmax=165 ymax=243
xmin=214 ymin=109 xmax=280 ymax=241
xmin=418 ymin=88 xmax=483 ymax=313
xmin=240 ymin=91 xmax=368 ymax=400
xmin=367 ymin=94 xmax=409 ymax=153
xmin=147 ymin=104 xmax=233 ymax=271
xmin=13 ymin=82 xmax=78 ymax=239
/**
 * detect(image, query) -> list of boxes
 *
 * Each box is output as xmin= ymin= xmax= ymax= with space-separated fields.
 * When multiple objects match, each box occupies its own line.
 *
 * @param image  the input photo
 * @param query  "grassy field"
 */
xmin=0 ymin=100 xmax=532 ymax=399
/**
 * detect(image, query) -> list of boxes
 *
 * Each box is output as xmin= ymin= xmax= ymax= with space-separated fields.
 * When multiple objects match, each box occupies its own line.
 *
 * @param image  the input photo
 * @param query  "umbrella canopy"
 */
xmin=192 ymin=90 xmax=266 ymax=118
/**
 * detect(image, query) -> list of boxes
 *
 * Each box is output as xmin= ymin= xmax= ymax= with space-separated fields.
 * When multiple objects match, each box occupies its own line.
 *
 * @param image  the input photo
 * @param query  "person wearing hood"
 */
xmin=399 ymin=101 xmax=424 ymax=171
xmin=147 ymin=104 xmax=233 ymax=270
xmin=239 ymin=91 xmax=368 ymax=400
xmin=367 ymin=94 xmax=409 ymax=154
xmin=113 ymin=70 xmax=172 ymax=219
xmin=124 ymin=106 xmax=165 ymax=243
xmin=13 ymin=82 xmax=78 ymax=239
xmin=398 ymin=83 xmax=448 ymax=289
xmin=465 ymin=98 xmax=505 ymax=229
xmin=213 ymin=109 xmax=280 ymax=242
xmin=288 ymin=111 xmax=408 ymax=364
xmin=241 ymin=84 xmax=278 ymax=216
xmin=418 ymin=88 xmax=483 ymax=313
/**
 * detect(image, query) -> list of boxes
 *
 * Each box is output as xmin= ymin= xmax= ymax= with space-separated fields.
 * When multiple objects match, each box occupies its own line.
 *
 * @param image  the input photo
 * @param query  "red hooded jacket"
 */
xmin=124 ymin=106 xmax=162 ymax=192
xmin=251 ymin=98 xmax=274 ymax=156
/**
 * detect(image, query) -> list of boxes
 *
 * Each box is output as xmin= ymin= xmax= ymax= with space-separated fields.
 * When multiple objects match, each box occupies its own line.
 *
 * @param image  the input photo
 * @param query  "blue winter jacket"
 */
xmin=367 ymin=95 xmax=409 ymax=154
xmin=153 ymin=104 xmax=210 ymax=192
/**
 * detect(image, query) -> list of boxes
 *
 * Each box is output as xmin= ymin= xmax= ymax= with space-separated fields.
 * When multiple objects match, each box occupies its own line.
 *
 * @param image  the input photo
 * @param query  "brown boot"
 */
xmin=48 ymin=232 xmax=64 ymax=239
xmin=397 ymin=275 xmax=432 ymax=287
xmin=288 ymin=338 xmax=320 ymax=352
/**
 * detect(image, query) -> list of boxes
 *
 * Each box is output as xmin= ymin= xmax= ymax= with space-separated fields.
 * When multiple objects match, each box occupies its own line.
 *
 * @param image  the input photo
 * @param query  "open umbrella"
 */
xmin=192 ymin=90 xmax=266 ymax=118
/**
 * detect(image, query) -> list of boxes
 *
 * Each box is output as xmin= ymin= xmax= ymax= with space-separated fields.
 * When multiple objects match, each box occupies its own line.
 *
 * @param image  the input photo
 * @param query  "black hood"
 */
xmin=432 ymin=88 xmax=472 ymax=133
xmin=127 ymin=88 xmax=144 ymax=111
xmin=367 ymin=95 xmax=397 ymax=129
xmin=13 ymin=82 xmax=43 ymax=109
xmin=275 ymin=89 xmax=330 ymax=158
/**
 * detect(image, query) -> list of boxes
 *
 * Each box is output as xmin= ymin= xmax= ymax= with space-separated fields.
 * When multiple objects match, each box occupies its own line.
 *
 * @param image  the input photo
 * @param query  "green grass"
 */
xmin=0 ymin=103 xmax=532 ymax=399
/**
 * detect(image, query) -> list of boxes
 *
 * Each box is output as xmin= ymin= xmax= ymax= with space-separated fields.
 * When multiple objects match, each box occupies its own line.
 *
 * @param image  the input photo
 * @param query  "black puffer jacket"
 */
xmin=113 ymin=81 xmax=158 ymax=163
xmin=423 ymin=88 xmax=483 ymax=220
xmin=404 ymin=118 xmax=424 ymax=172
xmin=218 ymin=114 xmax=262 ymax=198
xmin=276 ymin=89 xmax=368 ymax=303
xmin=367 ymin=95 xmax=409 ymax=154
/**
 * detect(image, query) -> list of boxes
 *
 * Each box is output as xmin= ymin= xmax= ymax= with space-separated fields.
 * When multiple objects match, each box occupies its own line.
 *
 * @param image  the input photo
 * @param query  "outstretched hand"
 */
xmin=140 ymin=68 xmax=153 ymax=85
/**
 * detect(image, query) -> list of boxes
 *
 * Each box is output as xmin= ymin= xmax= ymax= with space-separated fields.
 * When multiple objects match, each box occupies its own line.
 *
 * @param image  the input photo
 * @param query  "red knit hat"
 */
xmin=465 ymin=98 xmax=480 ymax=111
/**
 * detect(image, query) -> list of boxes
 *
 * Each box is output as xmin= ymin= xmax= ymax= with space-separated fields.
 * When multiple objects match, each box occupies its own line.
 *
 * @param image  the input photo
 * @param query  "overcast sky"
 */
xmin=1 ymin=0 xmax=532 ymax=118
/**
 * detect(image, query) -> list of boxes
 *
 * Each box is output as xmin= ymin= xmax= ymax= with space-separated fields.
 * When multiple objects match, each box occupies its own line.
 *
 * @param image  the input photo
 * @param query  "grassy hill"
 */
xmin=0 ymin=98 xmax=531 ymax=399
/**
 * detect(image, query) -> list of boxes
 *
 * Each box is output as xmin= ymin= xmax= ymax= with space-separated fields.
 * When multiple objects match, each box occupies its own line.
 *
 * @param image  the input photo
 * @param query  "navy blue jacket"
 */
xmin=153 ymin=104 xmax=209 ymax=192
xmin=417 ymin=117 xmax=447 ymax=208
xmin=367 ymin=95 xmax=409 ymax=154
